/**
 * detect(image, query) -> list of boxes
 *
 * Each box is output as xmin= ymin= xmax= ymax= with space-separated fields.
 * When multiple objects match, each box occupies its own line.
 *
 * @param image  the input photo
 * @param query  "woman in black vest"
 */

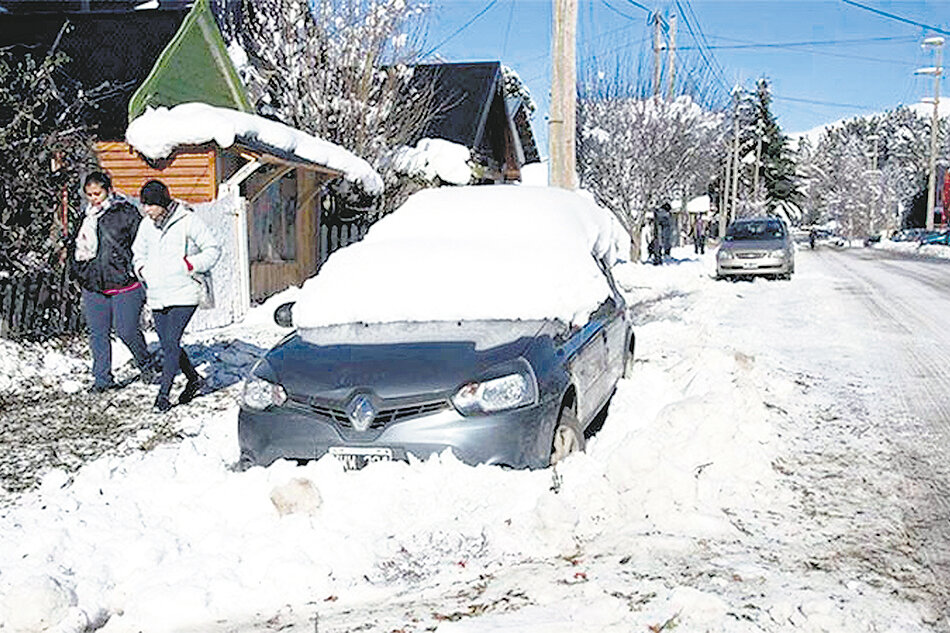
xmin=72 ymin=171 xmax=154 ymax=392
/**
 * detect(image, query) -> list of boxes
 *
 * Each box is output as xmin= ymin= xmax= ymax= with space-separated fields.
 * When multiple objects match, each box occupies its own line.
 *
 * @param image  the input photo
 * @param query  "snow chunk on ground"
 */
xmin=126 ymin=102 xmax=383 ymax=194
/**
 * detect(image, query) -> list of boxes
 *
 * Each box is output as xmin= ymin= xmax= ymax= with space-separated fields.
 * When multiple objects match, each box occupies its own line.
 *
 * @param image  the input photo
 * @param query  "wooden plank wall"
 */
xmin=248 ymin=169 xmax=323 ymax=302
xmin=95 ymin=141 xmax=217 ymax=203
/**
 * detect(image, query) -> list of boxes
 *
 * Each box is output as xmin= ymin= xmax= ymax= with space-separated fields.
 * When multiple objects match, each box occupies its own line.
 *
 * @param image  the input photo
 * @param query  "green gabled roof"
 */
xmin=128 ymin=0 xmax=251 ymax=122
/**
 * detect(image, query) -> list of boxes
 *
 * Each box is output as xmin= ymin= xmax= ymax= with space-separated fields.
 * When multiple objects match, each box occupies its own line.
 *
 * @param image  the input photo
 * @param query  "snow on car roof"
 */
xmin=293 ymin=185 xmax=630 ymax=329
xmin=126 ymin=102 xmax=383 ymax=194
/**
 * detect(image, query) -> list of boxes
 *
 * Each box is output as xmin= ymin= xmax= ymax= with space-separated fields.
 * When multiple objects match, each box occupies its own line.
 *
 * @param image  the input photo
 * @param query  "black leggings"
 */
xmin=153 ymin=305 xmax=199 ymax=398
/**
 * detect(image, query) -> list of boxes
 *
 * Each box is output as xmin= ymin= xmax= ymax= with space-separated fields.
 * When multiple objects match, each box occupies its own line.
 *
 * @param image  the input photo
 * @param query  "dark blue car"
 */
xmin=237 ymin=186 xmax=635 ymax=470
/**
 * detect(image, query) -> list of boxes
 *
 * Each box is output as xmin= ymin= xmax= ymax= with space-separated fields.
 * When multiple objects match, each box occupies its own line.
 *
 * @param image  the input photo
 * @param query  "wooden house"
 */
xmin=0 ymin=0 xmax=364 ymax=311
xmin=408 ymin=62 xmax=540 ymax=183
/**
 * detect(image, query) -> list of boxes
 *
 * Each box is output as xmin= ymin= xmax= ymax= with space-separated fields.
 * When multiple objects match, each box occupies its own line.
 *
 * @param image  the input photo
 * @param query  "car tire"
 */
xmin=623 ymin=334 xmax=636 ymax=379
xmin=550 ymin=407 xmax=585 ymax=465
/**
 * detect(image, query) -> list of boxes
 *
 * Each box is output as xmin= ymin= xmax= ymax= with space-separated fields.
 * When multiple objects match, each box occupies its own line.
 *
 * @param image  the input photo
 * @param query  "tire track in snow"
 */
xmin=817 ymin=248 xmax=950 ymax=627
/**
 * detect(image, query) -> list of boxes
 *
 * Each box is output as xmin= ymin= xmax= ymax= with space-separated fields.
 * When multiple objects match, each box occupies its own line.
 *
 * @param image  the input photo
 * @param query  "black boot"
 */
xmin=153 ymin=395 xmax=172 ymax=413
xmin=178 ymin=377 xmax=203 ymax=405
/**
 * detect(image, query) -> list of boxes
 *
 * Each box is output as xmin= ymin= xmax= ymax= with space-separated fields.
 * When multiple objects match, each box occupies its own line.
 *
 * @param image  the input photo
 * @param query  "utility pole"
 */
xmin=666 ymin=15 xmax=676 ymax=100
xmin=926 ymin=39 xmax=943 ymax=231
xmin=721 ymin=155 xmax=731 ymax=236
xmin=652 ymin=13 xmax=663 ymax=97
xmin=753 ymin=128 xmax=763 ymax=202
xmin=549 ymin=0 xmax=577 ymax=189
xmin=728 ymin=86 xmax=742 ymax=228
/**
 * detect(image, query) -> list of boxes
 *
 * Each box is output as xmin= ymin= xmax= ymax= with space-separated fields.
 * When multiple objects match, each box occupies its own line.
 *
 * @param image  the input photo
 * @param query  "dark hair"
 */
xmin=660 ymin=202 xmax=672 ymax=211
xmin=84 ymin=171 xmax=112 ymax=191
xmin=140 ymin=179 xmax=172 ymax=208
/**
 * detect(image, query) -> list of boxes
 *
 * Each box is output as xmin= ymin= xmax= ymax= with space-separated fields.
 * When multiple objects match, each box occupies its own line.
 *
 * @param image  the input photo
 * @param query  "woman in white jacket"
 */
xmin=133 ymin=180 xmax=221 ymax=413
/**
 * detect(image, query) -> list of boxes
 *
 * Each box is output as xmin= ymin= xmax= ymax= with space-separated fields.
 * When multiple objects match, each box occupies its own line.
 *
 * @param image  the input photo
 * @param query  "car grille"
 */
xmin=736 ymin=251 xmax=765 ymax=259
xmin=290 ymin=395 xmax=449 ymax=429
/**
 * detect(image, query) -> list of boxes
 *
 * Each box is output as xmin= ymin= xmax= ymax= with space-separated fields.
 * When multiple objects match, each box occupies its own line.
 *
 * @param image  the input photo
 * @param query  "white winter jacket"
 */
xmin=132 ymin=201 xmax=221 ymax=310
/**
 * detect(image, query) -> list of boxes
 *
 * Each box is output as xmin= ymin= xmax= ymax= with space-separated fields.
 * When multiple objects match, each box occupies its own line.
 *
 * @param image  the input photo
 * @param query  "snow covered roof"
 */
xmin=293 ymin=185 xmax=630 ymax=329
xmin=126 ymin=102 xmax=384 ymax=194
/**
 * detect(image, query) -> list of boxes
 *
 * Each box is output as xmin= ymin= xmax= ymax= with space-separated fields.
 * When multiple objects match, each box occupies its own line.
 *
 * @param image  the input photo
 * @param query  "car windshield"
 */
xmin=725 ymin=221 xmax=786 ymax=241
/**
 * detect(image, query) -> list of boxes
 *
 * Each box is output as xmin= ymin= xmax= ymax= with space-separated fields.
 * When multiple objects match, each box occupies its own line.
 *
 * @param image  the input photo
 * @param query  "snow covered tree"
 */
xmin=0 ymin=44 xmax=97 ymax=275
xmin=577 ymin=93 xmax=724 ymax=261
xmin=212 ymin=0 xmax=435 ymax=213
xmin=719 ymin=79 xmax=800 ymax=222
xmin=797 ymin=106 xmax=947 ymax=235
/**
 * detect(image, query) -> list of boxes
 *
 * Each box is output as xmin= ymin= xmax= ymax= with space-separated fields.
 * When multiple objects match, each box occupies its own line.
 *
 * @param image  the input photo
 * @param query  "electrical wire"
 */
xmin=840 ymin=0 xmax=950 ymax=37
xmin=501 ymin=0 xmax=515 ymax=58
xmin=686 ymin=35 xmax=918 ymax=50
xmin=601 ymin=0 xmax=643 ymax=22
xmin=422 ymin=0 xmax=500 ymax=58
xmin=772 ymin=94 xmax=871 ymax=110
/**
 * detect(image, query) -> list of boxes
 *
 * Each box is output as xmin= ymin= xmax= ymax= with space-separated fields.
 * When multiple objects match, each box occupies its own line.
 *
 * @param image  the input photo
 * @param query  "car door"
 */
xmin=596 ymin=260 xmax=629 ymax=393
xmin=565 ymin=317 xmax=608 ymax=424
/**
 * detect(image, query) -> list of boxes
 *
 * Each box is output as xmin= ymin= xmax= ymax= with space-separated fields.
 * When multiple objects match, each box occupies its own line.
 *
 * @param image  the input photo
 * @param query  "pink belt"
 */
xmin=103 ymin=282 xmax=142 ymax=296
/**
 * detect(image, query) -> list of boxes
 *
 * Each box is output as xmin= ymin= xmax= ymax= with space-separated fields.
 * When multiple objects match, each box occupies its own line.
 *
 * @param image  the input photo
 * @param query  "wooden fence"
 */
xmin=318 ymin=221 xmax=369 ymax=268
xmin=0 ymin=221 xmax=370 ymax=341
xmin=0 ymin=268 xmax=85 ymax=341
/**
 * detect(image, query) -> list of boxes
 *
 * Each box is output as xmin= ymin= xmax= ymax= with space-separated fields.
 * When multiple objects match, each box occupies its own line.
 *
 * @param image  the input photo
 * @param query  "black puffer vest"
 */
xmin=72 ymin=199 xmax=143 ymax=293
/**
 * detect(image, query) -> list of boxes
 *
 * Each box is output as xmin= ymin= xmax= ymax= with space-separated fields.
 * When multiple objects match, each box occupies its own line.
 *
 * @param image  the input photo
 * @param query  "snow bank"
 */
xmin=293 ymin=185 xmax=630 ymax=328
xmin=126 ymin=103 xmax=383 ymax=195
xmin=0 ymin=245 xmax=936 ymax=633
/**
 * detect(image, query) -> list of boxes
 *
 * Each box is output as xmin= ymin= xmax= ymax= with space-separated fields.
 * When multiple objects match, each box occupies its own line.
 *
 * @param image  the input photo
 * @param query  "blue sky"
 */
xmin=420 ymin=0 xmax=949 ymax=157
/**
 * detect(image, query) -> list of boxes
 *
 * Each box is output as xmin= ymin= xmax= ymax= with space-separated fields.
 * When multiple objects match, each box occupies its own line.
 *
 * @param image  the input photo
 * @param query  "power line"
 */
xmin=674 ymin=0 xmax=730 ymax=96
xmin=689 ymin=34 xmax=917 ymax=50
xmin=773 ymin=94 xmax=870 ymax=110
xmin=422 ymin=0 xmax=500 ymax=58
xmin=601 ymin=0 xmax=643 ymax=22
xmin=840 ymin=0 xmax=950 ymax=37
xmin=622 ymin=0 xmax=651 ymax=12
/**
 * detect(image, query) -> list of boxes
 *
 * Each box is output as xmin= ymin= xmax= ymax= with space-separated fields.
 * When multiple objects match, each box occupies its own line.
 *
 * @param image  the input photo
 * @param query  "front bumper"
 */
xmin=237 ymin=396 xmax=559 ymax=470
xmin=717 ymin=254 xmax=792 ymax=277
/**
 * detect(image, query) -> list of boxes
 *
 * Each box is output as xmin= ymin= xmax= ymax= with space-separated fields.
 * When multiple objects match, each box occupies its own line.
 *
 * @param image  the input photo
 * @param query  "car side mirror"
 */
xmin=274 ymin=301 xmax=295 ymax=328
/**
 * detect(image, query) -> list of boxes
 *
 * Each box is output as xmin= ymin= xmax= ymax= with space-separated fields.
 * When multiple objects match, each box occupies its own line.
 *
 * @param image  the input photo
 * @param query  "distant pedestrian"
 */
xmin=693 ymin=215 xmax=707 ymax=254
xmin=655 ymin=202 xmax=673 ymax=261
xmin=132 ymin=180 xmax=220 ymax=413
xmin=71 ymin=171 xmax=154 ymax=392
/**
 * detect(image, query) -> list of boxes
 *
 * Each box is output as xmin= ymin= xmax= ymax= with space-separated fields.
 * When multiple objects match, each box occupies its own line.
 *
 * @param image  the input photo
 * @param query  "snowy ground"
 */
xmin=0 ymin=245 xmax=946 ymax=632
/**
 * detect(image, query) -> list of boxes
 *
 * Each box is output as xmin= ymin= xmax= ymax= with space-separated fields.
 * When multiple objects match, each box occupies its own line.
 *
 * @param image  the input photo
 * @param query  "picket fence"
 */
xmin=0 ymin=220 xmax=369 ymax=341
xmin=0 ymin=269 xmax=84 ymax=341
xmin=318 ymin=221 xmax=369 ymax=267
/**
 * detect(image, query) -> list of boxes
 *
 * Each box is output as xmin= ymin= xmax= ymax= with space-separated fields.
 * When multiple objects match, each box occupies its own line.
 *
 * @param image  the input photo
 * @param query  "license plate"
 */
xmin=328 ymin=446 xmax=393 ymax=470
xmin=742 ymin=262 xmax=759 ymax=268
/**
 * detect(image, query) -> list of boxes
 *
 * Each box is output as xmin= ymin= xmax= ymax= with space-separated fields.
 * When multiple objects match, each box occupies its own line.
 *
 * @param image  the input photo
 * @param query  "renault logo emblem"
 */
xmin=347 ymin=394 xmax=376 ymax=432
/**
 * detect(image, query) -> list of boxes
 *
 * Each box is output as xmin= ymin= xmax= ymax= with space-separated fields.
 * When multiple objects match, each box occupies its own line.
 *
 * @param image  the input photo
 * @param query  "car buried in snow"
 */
xmin=716 ymin=217 xmax=795 ymax=280
xmin=237 ymin=186 xmax=635 ymax=471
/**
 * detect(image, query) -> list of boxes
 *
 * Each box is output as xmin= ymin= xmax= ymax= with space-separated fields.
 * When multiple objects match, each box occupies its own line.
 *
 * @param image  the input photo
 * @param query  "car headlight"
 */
xmin=717 ymin=250 xmax=734 ymax=259
xmin=241 ymin=360 xmax=287 ymax=410
xmin=452 ymin=363 xmax=538 ymax=415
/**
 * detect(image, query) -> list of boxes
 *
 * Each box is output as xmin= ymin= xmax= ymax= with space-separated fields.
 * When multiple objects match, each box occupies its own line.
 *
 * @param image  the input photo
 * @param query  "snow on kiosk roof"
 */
xmin=125 ymin=102 xmax=383 ymax=194
xmin=293 ymin=185 xmax=630 ymax=329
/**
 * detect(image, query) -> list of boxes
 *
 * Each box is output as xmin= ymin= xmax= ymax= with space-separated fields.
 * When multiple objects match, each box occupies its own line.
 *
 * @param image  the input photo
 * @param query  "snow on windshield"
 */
xmin=293 ymin=185 xmax=630 ymax=329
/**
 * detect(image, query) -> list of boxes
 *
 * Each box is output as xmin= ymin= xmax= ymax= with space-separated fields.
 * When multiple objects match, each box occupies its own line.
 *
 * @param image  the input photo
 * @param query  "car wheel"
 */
xmin=623 ymin=333 xmax=636 ymax=378
xmin=550 ymin=407 xmax=585 ymax=465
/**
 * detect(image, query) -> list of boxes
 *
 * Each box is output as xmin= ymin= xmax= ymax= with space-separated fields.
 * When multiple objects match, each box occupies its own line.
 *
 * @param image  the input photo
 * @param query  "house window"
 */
xmin=250 ymin=169 xmax=297 ymax=263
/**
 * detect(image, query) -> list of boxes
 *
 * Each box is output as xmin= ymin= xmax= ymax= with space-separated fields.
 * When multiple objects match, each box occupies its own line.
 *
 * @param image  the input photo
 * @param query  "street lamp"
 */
xmin=915 ymin=36 xmax=944 ymax=232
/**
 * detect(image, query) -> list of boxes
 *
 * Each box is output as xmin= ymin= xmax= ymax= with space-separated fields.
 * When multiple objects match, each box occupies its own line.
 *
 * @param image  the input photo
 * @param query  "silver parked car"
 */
xmin=237 ymin=186 xmax=635 ymax=470
xmin=716 ymin=217 xmax=795 ymax=280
